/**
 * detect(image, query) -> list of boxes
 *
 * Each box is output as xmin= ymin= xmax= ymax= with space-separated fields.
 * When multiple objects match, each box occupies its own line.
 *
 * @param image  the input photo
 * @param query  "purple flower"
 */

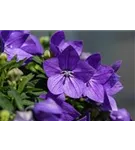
xmin=33 ymin=92 xmax=80 ymax=121
xmin=50 ymin=31 xmax=83 ymax=56
xmin=102 ymin=61 xmax=123 ymax=111
xmin=83 ymin=53 xmax=123 ymax=111
xmin=14 ymin=111 xmax=34 ymax=121
xmin=83 ymin=53 xmax=114 ymax=103
xmin=110 ymin=108 xmax=131 ymax=121
xmin=0 ymin=30 xmax=43 ymax=61
xmin=43 ymin=46 xmax=95 ymax=98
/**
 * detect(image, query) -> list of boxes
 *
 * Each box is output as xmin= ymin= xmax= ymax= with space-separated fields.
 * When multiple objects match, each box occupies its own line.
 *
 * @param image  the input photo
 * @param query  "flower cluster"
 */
xmin=0 ymin=30 xmax=132 ymax=121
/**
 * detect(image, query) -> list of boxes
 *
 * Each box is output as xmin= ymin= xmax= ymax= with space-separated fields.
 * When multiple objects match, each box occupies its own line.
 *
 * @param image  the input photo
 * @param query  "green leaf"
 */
xmin=18 ymin=73 xmax=34 ymax=93
xmin=20 ymin=93 xmax=29 ymax=100
xmin=0 ymin=93 xmax=14 ymax=112
xmin=22 ymin=100 xmax=34 ymax=106
xmin=8 ymin=89 xmax=24 ymax=111
xmin=32 ymin=56 xmax=42 ymax=65
xmin=36 ymin=74 xmax=46 ymax=79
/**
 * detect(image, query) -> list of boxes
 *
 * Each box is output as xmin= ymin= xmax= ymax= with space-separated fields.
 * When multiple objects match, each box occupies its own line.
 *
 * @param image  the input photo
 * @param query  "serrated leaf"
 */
xmin=22 ymin=100 xmax=34 ymax=106
xmin=18 ymin=73 xmax=34 ymax=93
xmin=0 ymin=93 xmax=14 ymax=112
xmin=8 ymin=89 xmax=24 ymax=111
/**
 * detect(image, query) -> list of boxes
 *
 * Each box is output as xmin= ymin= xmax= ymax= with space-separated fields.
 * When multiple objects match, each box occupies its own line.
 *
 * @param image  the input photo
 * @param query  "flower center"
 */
xmin=62 ymin=70 xmax=73 ymax=77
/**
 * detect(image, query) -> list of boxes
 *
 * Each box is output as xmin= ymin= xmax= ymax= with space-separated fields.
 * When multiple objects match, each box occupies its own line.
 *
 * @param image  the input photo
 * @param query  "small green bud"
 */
xmin=43 ymin=50 xmax=51 ymax=59
xmin=7 ymin=68 xmax=23 ymax=81
xmin=40 ymin=36 xmax=50 ymax=45
xmin=0 ymin=53 xmax=7 ymax=64
xmin=0 ymin=110 xmax=10 ymax=121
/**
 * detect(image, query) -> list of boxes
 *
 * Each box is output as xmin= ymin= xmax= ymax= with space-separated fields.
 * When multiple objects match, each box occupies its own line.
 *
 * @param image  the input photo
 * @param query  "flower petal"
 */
xmin=93 ymin=65 xmax=114 ymax=84
xmin=84 ymin=79 xmax=104 ymax=103
xmin=50 ymin=31 xmax=65 ymax=46
xmin=58 ymin=45 xmax=80 ymax=70
xmin=61 ymin=101 xmax=80 ymax=120
xmin=73 ymin=60 xmax=95 ymax=83
xmin=110 ymin=108 xmax=131 ymax=121
xmin=63 ymin=77 xmax=84 ymax=98
xmin=50 ymin=31 xmax=65 ymax=56
xmin=43 ymin=58 xmax=61 ymax=77
xmin=111 ymin=60 xmax=122 ymax=72
xmin=48 ymin=74 xmax=64 ymax=95
xmin=0 ymin=30 xmax=11 ymax=42
xmin=21 ymin=35 xmax=43 ymax=55
xmin=86 ymin=53 xmax=101 ymax=69
xmin=105 ymin=81 xmax=123 ymax=96
xmin=6 ymin=31 xmax=29 ymax=48
xmin=5 ymin=48 xmax=32 ymax=61
xmin=101 ymin=92 xmax=118 ymax=111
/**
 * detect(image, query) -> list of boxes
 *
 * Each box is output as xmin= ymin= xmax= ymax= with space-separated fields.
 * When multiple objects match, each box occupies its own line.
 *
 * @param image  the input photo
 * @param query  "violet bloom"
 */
xmin=14 ymin=111 xmax=34 ymax=121
xmin=33 ymin=92 xmax=80 ymax=121
xmin=43 ymin=46 xmax=95 ymax=98
xmin=102 ymin=60 xmax=123 ymax=111
xmin=110 ymin=108 xmax=131 ymax=121
xmin=83 ymin=53 xmax=114 ymax=103
xmin=50 ymin=31 xmax=83 ymax=56
xmin=0 ymin=30 xmax=43 ymax=61
xmin=83 ymin=53 xmax=123 ymax=111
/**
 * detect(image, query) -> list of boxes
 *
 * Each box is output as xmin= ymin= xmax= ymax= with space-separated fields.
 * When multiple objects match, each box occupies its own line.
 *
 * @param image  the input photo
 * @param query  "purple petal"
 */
xmin=73 ymin=60 xmax=95 ymax=83
xmin=50 ymin=31 xmax=65 ymax=56
xmin=14 ymin=111 xmax=33 ymax=121
xmin=6 ymin=31 xmax=29 ymax=48
xmin=45 ymin=92 xmax=65 ymax=103
xmin=80 ymin=52 xmax=91 ymax=60
xmin=34 ymin=100 xmax=62 ymax=121
xmin=21 ymin=35 xmax=43 ymax=55
xmin=58 ymin=45 xmax=80 ymax=70
xmin=110 ymin=108 xmax=131 ymax=121
xmin=84 ymin=79 xmax=104 ymax=103
xmin=93 ymin=65 xmax=114 ymax=84
xmin=5 ymin=48 xmax=32 ymax=61
xmin=61 ymin=102 xmax=80 ymax=120
xmin=86 ymin=53 xmax=101 ymax=69
xmin=101 ymin=92 xmax=118 ymax=111
xmin=0 ymin=31 xmax=11 ymax=42
xmin=50 ymin=31 xmax=65 ymax=46
xmin=63 ymin=77 xmax=84 ymax=98
xmin=70 ymin=41 xmax=83 ymax=55
xmin=48 ymin=74 xmax=64 ymax=95
xmin=105 ymin=81 xmax=123 ymax=96
xmin=111 ymin=60 xmax=122 ymax=72
xmin=43 ymin=58 xmax=61 ymax=77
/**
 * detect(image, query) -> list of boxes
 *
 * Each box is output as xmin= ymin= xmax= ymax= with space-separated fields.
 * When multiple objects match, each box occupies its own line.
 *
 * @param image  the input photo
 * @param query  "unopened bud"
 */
xmin=7 ymin=68 xmax=23 ymax=81
xmin=0 ymin=53 xmax=7 ymax=64
xmin=40 ymin=36 xmax=50 ymax=49
xmin=43 ymin=50 xmax=51 ymax=59
xmin=0 ymin=110 xmax=10 ymax=121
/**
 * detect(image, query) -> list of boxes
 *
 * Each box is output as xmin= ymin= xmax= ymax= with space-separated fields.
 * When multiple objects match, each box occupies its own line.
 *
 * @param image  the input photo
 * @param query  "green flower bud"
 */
xmin=0 ymin=53 xmax=7 ymax=64
xmin=43 ymin=50 xmax=51 ymax=59
xmin=7 ymin=68 xmax=23 ymax=82
xmin=40 ymin=36 xmax=50 ymax=49
xmin=0 ymin=110 xmax=10 ymax=121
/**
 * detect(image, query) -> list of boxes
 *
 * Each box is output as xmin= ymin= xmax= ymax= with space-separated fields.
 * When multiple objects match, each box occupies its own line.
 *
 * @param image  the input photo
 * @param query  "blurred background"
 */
xmin=31 ymin=30 xmax=135 ymax=120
